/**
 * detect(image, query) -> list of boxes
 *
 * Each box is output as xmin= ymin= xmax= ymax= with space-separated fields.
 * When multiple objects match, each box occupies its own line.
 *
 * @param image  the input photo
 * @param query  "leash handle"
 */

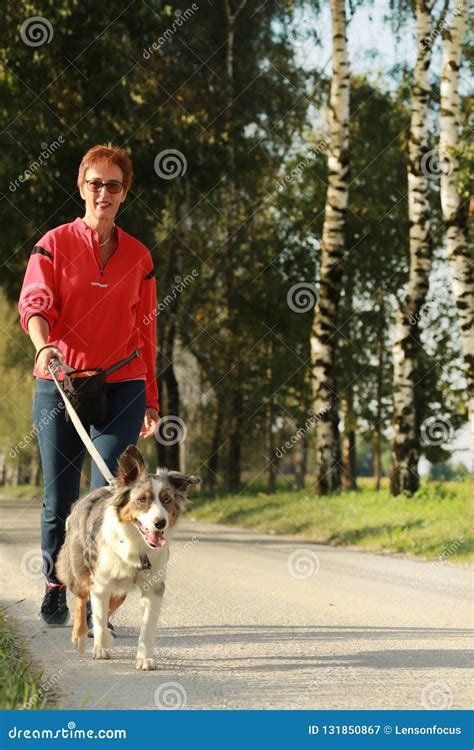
xmin=47 ymin=359 xmax=117 ymax=488
xmin=48 ymin=357 xmax=75 ymax=375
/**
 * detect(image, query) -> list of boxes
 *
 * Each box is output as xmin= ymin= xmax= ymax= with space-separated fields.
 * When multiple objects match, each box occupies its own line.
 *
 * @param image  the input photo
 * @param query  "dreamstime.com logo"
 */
xmin=20 ymin=16 xmax=54 ymax=46
xmin=21 ymin=282 xmax=55 ymax=317
xmin=23 ymin=668 xmax=65 ymax=710
xmin=8 ymin=723 xmax=127 ymax=740
xmin=287 ymin=282 xmax=318 ymax=313
xmin=143 ymin=536 xmax=199 ymax=592
xmin=143 ymin=270 xmax=199 ymax=325
xmin=421 ymin=681 xmax=454 ymax=709
xmin=420 ymin=149 xmax=453 ymax=180
xmin=10 ymin=402 xmax=65 ymax=458
xmin=155 ymin=415 xmax=188 ymax=446
xmin=420 ymin=416 xmax=454 ymax=446
xmin=154 ymin=149 xmax=187 ymax=179
xmin=287 ymin=549 xmax=320 ymax=579
xmin=143 ymin=4 xmax=199 ymax=58
xmin=20 ymin=548 xmax=54 ymax=580
xmin=154 ymin=681 xmax=188 ymax=709
xmin=409 ymin=537 xmax=465 ymax=591
xmin=9 ymin=137 xmax=65 ymax=192
xmin=275 ymin=402 xmax=330 ymax=458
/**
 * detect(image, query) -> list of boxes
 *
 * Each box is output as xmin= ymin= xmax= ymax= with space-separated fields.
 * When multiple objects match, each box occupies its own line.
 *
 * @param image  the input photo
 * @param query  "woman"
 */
xmin=18 ymin=144 xmax=159 ymax=627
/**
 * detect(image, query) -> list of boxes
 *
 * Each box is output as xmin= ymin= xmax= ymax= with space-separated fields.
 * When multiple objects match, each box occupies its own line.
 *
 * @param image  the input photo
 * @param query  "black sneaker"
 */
xmin=86 ymin=599 xmax=116 ymax=638
xmin=40 ymin=585 xmax=69 ymax=627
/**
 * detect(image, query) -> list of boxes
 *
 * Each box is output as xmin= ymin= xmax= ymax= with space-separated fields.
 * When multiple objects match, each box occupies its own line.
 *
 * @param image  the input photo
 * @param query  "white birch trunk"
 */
xmin=310 ymin=0 xmax=349 ymax=494
xmin=391 ymin=0 xmax=434 ymax=496
xmin=439 ymin=0 xmax=473 ymax=472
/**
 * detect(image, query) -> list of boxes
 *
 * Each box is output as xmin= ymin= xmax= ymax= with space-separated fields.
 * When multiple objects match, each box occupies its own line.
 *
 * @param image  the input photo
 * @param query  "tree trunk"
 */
xmin=207 ymin=394 xmax=224 ymax=495
xmin=391 ymin=0 xmax=434 ymax=496
xmin=222 ymin=0 xmax=247 ymax=493
xmin=310 ymin=0 xmax=350 ymax=495
xmin=294 ymin=434 xmax=307 ymax=490
xmin=294 ymin=403 xmax=308 ymax=490
xmin=164 ymin=323 xmax=181 ymax=471
xmin=266 ymin=338 xmax=277 ymax=493
xmin=341 ymin=389 xmax=357 ymax=490
xmin=227 ymin=375 xmax=243 ymax=491
xmin=267 ymin=395 xmax=277 ymax=494
xmin=439 ymin=1 xmax=473 ymax=475
xmin=156 ymin=200 xmax=184 ymax=470
xmin=30 ymin=448 xmax=41 ymax=487
xmin=374 ymin=291 xmax=385 ymax=491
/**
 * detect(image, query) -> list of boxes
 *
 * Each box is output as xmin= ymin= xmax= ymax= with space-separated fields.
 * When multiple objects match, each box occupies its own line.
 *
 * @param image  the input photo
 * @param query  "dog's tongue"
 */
xmin=143 ymin=527 xmax=167 ymax=548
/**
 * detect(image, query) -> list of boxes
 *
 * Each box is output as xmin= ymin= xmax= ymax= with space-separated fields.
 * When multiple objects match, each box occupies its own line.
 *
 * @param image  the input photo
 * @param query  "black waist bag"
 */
xmin=62 ymin=349 xmax=140 ymax=425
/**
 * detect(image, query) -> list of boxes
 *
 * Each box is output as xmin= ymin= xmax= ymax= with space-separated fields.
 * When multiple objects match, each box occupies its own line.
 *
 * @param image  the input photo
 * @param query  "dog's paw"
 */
xmin=136 ymin=657 xmax=156 ymax=671
xmin=72 ymin=634 xmax=87 ymax=654
xmin=93 ymin=644 xmax=110 ymax=660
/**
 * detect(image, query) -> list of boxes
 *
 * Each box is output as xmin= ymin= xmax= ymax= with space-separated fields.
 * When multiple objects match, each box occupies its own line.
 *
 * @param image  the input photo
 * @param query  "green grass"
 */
xmin=190 ymin=478 xmax=473 ymax=561
xmin=0 ymin=610 xmax=53 ymax=709
xmin=1 ymin=485 xmax=43 ymax=500
xmin=6 ymin=478 xmax=472 ymax=560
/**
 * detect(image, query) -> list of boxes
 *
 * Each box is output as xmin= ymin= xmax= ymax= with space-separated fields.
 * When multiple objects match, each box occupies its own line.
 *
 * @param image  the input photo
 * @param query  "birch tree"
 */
xmin=310 ymin=0 xmax=350 ymax=494
xmin=439 ymin=0 xmax=473 ymax=468
xmin=390 ymin=0 xmax=435 ymax=495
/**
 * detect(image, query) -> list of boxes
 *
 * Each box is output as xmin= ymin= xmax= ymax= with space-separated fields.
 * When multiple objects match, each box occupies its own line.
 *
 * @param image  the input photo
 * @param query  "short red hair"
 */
xmin=77 ymin=144 xmax=133 ymax=192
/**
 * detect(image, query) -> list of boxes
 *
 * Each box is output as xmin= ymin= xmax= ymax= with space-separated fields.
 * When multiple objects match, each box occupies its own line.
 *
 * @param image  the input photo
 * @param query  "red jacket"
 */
xmin=18 ymin=217 xmax=159 ymax=412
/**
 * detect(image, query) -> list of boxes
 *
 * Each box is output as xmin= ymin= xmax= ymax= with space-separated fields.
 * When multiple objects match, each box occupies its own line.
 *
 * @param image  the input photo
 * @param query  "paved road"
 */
xmin=0 ymin=495 xmax=472 ymax=710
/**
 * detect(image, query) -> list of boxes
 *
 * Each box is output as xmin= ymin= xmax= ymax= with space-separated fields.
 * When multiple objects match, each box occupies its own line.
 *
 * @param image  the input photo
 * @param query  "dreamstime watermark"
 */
xmin=20 ymin=548 xmax=53 ymax=580
xmin=20 ymin=16 xmax=54 ymax=47
xmin=143 ymin=536 xmax=199 ymax=592
xmin=143 ymin=270 xmax=199 ymax=325
xmin=154 ymin=681 xmax=188 ymax=709
xmin=420 ymin=416 xmax=454 ymax=446
xmin=21 ymin=282 xmax=55 ymax=319
xmin=287 ymin=282 xmax=318 ymax=313
xmin=288 ymin=15 xmax=320 ymax=46
xmin=275 ymin=402 xmax=331 ymax=458
xmin=143 ymin=4 xmax=199 ymax=58
xmin=421 ymin=148 xmax=453 ymax=180
xmin=24 ymin=668 xmax=65 ymax=709
xmin=409 ymin=537 xmax=465 ymax=591
xmin=9 ymin=403 xmax=64 ymax=459
xmin=420 ymin=0 xmax=467 ymax=50
xmin=272 ymin=138 xmax=330 ymax=196
xmin=155 ymin=415 xmax=188 ymax=446
xmin=287 ymin=549 xmax=320 ymax=579
xmin=9 ymin=137 xmax=65 ymax=193
xmin=421 ymin=681 xmax=453 ymax=709
xmin=154 ymin=149 xmax=187 ymax=179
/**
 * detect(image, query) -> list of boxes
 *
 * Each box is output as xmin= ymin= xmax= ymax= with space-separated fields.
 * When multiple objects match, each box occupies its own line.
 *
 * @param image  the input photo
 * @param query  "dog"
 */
xmin=56 ymin=444 xmax=200 ymax=670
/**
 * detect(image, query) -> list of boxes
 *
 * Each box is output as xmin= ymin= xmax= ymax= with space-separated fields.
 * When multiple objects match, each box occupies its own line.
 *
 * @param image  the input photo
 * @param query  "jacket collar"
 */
xmin=73 ymin=217 xmax=122 ymax=242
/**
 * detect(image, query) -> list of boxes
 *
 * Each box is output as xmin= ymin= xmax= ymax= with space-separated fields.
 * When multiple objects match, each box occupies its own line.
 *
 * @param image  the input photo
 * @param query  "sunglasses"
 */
xmin=85 ymin=179 xmax=124 ymax=194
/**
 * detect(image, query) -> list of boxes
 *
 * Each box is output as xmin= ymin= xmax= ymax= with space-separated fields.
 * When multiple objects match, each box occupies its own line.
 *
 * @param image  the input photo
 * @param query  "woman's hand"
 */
xmin=140 ymin=407 xmax=159 ymax=439
xmin=36 ymin=346 xmax=66 ymax=376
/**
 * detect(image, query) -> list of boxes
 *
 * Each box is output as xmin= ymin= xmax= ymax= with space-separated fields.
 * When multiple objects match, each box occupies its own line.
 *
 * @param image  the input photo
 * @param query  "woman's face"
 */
xmin=79 ymin=159 xmax=128 ymax=222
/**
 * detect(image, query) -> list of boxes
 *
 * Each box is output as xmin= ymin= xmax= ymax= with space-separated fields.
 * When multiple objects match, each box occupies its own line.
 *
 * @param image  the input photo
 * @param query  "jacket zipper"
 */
xmin=93 ymin=231 xmax=120 ymax=277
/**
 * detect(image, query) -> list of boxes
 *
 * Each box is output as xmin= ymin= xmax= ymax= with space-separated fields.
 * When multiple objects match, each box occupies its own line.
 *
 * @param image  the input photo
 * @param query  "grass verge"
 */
xmin=190 ymin=478 xmax=473 ymax=561
xmin=0 ymin=609 xmax=51 ymax=709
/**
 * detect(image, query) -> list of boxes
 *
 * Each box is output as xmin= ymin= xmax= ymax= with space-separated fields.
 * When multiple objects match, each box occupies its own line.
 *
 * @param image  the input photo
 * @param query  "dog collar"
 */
xmin=138 ymin=553 xmax=151 ymax=570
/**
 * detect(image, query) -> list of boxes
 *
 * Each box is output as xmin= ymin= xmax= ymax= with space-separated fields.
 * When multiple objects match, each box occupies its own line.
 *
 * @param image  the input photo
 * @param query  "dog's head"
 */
xmin=112 ymin=445 xmax=200 ymax=549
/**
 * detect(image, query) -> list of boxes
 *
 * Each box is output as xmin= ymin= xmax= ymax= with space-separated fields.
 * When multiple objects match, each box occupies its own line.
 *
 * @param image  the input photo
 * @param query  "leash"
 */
xmin=48 ymin=358 xmax=117 ymax=488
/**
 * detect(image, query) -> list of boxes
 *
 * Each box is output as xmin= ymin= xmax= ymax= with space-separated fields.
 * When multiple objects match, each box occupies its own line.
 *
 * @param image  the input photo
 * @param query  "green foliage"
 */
xmin=191 ymin=477 xmax=473 ymax=560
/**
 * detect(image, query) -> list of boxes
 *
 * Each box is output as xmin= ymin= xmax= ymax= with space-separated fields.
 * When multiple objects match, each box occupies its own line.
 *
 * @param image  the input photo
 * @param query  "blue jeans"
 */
xmin=32 ymin=378 xmax=146 ymax=584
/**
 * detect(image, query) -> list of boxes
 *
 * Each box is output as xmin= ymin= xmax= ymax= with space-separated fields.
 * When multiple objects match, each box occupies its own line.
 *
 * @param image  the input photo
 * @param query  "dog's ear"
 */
xmin=117 ymin=445 xmax=146 ymax=485
xmin=167 ymin=471 xmax=201 ymax=493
